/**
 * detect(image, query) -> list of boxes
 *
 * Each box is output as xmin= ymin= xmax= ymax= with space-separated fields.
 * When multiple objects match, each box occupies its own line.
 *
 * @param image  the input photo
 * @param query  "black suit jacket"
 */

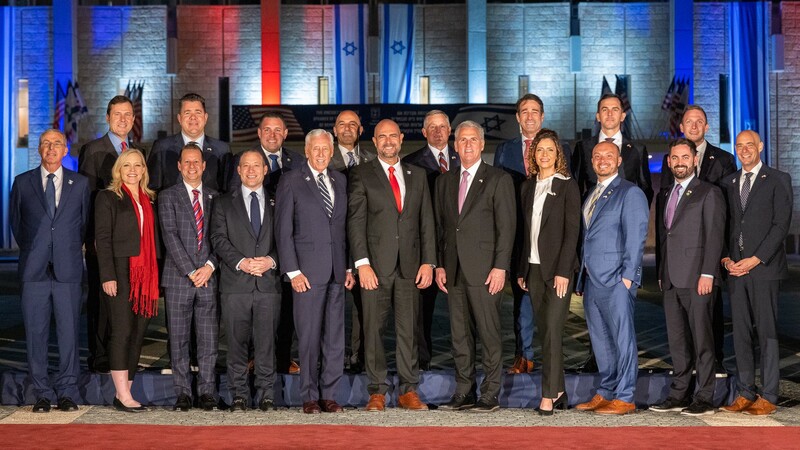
xmin=347 ymin=158 xmax=436 ymax=279
xmin=655 ymin=177 xmax=725 ymax=289
xmin=721 ymin=166 xmax=792 ymax=280
xmin=434 ymin=161 xmax=516 ymax=285
xmin=94 ymin=189 xmax=161 ymax=284
xmin=226 ymin=147 xmax=306 ymax=195
xmin=79 ymin=134 xmax=126 ymax=250
xmin=402 ymin=144 xmax=461 ymax=202
xmin=572 ymin=135 xmax=653 ymax=205
xmin=516 ymin=176 xmax=581 ymax=282
xmin=209 ymin=188 xmax=281 ymax=294
xmin=148 ymin=133 xmax=230 ymax=192
xmin=659 ymin=142 xmax=737 ymax=190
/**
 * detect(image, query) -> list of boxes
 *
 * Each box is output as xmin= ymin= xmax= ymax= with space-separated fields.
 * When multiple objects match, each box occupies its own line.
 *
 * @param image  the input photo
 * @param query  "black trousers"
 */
xmin=107 ymin=258 xmax=149 ymax=380
xmin=526 ymin=264 xmax=572 ymax=398
xmin=86 ymin=253 xmax=110 ymax=370
xmin=416 ymin=284 xmax=439 ymax=366
xmin=275 ymin=280 xmax=295 ymax=371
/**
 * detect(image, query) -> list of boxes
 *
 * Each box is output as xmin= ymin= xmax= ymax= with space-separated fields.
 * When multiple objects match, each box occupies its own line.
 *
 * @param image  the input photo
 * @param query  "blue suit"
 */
xmin=275 ymin=163 xmax=348 ymax=403
xmin=10 ymin=166 xmax=90 ymax=402
xmin=577 ymin=176 xmax=648 ymax=403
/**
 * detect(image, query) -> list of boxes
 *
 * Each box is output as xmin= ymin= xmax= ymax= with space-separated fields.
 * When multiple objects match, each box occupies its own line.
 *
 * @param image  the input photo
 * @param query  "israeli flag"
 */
xmin=334 ymin=4 xmax=368 ymax=104
xmin=381 ymin=4 xmax=415 ymax=104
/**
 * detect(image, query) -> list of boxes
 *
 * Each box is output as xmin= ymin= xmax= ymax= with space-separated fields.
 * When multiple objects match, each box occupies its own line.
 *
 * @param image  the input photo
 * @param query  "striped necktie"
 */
xmin=317 ymin=173 xmax=333 ymax=218
xmin=192 ymin=189 xmax=203 ymax=251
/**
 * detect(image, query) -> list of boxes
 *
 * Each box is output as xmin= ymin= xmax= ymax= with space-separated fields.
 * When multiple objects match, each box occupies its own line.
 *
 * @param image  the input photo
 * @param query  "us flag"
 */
xmin=232 ymin=105 xmax=305 ymax=143
xmin=52 ymin=81 xmax=66 ymax=129
xmin=124 ymin=81 xmax=144 ymax=143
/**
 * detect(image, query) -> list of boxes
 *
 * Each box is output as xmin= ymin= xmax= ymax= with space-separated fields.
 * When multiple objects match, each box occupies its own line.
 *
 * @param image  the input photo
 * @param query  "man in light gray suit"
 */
xmin=650 ymin=138 xmax=724 ymax=417
xmin=348 ymin=119 xmax=436 ymax=412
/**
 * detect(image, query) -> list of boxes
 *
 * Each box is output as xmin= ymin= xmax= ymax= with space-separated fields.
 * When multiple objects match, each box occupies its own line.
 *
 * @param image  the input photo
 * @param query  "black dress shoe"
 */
xmin=33 ymin=397 xmax=51 ymax=413
xmin=230 ymin=396 xmax=247 ymax=412
xmin=198 ymin=394 xmax=217 ymax=411
xmin=649 ymin=397 xmax=690 ymax=413
xmin=259 ymin=398 xmax=275 ymax=411
xmin=173 ymin=394 xmax=192 ymax=412
xmin=470 ymin=396 xmax=499 ymax=413
xmin=438 ymin=393 xmax=476 ymax=411
xmin=57 ymin=397 xmax=79 ymax=412
xmin=577 ymin=355 xmax=598 ymax=373
xmin=113 ymin=397 xmax=147 ymax=413
xmin=681 ymin=400 xmax=715 ymax=416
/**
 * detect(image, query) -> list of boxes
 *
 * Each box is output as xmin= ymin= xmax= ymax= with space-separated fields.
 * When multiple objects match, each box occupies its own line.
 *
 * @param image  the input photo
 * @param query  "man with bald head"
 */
xmin=720 ymin=130 xmax=792 ymax=416
xmin=575 ymin=140 xmax=648 ymax=415
xmin=348 ymin=119 xmax=436 ymax=411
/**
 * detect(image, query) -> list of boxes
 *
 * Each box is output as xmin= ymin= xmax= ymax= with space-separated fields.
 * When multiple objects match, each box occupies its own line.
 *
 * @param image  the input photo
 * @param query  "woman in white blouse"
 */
xmin=516 ymin=129 xmax=581 ymax=415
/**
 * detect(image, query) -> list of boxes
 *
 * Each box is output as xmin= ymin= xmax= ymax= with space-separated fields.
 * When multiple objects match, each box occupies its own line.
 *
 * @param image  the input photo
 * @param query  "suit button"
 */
xmin=52 ymin=227 xmax=55 ymax=231
xmin=395 ymin=235 xmax=399 ymax=239
xmin=456 ymin=228 xmax=460 ymax=232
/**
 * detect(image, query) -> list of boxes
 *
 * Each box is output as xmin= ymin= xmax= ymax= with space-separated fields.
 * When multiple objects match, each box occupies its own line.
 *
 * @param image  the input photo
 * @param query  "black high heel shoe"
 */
xmin=536 ymin=393 xmax=568 ymax=416
xmin=113 ymin=397 xmax=148 ymax=413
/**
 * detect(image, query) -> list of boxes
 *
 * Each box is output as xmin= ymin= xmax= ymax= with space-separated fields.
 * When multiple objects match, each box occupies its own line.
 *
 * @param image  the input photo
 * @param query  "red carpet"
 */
xmin=1 ymin=425 xmax=797 ymax=449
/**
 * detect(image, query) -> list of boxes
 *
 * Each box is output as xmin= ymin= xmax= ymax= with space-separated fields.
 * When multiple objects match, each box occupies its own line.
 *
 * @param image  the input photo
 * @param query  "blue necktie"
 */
xmin=45 ymin=173 xmax=56 ymax=218
xmin=250 ymin=191 xmax=261 ymax=237
xmin=346 ymin=151 xmax=356 ymax=168
xmin=269 ymin=154 xmax=280 ymax=174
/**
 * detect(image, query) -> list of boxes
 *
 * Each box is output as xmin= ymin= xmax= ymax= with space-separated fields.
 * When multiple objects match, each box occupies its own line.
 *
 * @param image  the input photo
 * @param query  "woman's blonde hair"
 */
xmin=107 ymin=149 xmax=155 ymax=199
xmin=527 ymin=128 xmax=570 ymax=178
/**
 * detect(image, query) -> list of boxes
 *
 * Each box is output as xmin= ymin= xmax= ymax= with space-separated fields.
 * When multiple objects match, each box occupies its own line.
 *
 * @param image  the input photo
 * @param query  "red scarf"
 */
xmin=122 ymin=184 xmax=159 ymax=317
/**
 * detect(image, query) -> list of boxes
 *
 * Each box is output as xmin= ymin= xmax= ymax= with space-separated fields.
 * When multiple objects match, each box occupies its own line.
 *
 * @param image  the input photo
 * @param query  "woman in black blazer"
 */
xmin=95 ymin=149 xmax=159 ymax=413
xmin=516 ymin=129 xmax=581 ymax=415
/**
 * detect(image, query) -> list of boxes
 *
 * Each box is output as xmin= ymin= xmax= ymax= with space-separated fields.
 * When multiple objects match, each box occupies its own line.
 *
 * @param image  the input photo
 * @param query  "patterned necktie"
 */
xmin=120 ymin=141 xmax=127 ymax=152
xmin=585 ymin=184 xmax=603 ymax=224
xmin=388 ymin=167 xmax=402 ymax=213
xmin=604 ymin=137 xmax=615 ymax=143
xmin=346 ymin=151 xmax=356 ymax=168
xmin=458 ymin=171 xmax=469 ymax=214
xmin=664 ymin=184 xmax=682 ymax=229
xmin=250 ymin=191 xmax=261 ymax=237
xmin=45 ymin=173 xmax=56 ymax=218
xmin=739 ymin=172 xmax=753 ymax=251
xmin=192 ymin=189 xmax=203 ymax=251
xmin=269 ymin=154 xmax=280 ymax=174
xmin=317 ymin=173 xmax=333 ymax=218
xmin=523 ymin=139 xmax=532 ymax=176
xmin=438 ymin=151 xmax=448 ymax=173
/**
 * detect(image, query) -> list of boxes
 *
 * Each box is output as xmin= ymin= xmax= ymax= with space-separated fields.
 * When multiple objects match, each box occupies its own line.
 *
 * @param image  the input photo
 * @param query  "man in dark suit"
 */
xmin=225 ymin=111 xmax=305 ymax=375
xmin=574 ymin=141 xmax=649 ymax=415
xmin=493 ymin=94 xmax=573 ymax=375
xmin=435 ymin=121 xmax=516 ymax=413
xmin=349 ymin=119 xmax=436 ymax=412
xmin=720 ymin=130 xmax=792 ymax=416
xmin=275 ymin=129 xmax=355 ymax=414
xmin=402 ymin=109 xmax=460 ymax=371
xmin=11 ymin=129 xmax=90 ymax=413
xmin=148 ymin=92 xmax=230 ymax=192
xmin=650 ymin=139 xmax=724 ymax=417
xmin=210 ymin=149 xmax=281 ymax=412
xmin=572 ymin=93 xmax=653 ymax=205
xmin=327 ymin=109 xmax=375 ymax=374
xmin=158 ymin=143 xmax=220 ymax=412
xmin=78 ymin=94 xmax=134 ymax=374
xmin=659 ymin=105 xmax=737 ymax=372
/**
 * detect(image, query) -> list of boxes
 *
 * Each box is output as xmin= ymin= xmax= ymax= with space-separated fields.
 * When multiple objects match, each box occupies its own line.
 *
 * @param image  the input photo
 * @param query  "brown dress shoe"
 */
xmin=365 ymin=394 xmax=385 ymax=412
xmin=720 ymin=395 xmax=755 ymax=413
xmin=302 ymin=401 xmax=321 ymax=414
xmin=575 ymin=394 xmax=611 ymax=411
xmin=507 ymin=356 xmax=534 ymax=374
xmin=743 ymin=396 xmax=777 ymax=416
xmin=398 ymin=391 xmax=429 ymax=411
xmin=319 ymin=399 xmax=344 ymax=413
xmin=594 ymin=399 xmax=636 ymax=415
xmin=289 ymin=360 xmax=300 ymax=375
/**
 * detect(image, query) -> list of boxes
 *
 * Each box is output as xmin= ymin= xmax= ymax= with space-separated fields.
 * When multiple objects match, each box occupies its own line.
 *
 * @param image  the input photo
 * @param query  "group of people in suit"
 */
xmin=10 ymin=90 xmax=792 ymax=418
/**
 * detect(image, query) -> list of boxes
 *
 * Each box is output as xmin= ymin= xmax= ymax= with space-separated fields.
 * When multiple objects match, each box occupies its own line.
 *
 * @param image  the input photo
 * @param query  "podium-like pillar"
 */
xmin=466 ymin=0 xmax=487 ymax=104
xmin=261 ymin=0 xmax=281 ymax=104
xmin=671 ymin=0 xmax=694 ymax=103
xmin=0 ymin=6 xmax=14 ymax=247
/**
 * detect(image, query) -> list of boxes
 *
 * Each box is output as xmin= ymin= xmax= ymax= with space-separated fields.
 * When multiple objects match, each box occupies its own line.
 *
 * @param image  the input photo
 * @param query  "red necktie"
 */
xmin=523 ymin=139 xmax=532 ymax=175
xmin=438 ymin=151 xmax=448 ymax=173
xmin=388 ymin=167 xmax=402 ymax=213
xmin=192 ymin=189 xmax=203 ymax=251
xmin=121 ymin=141 xmax=127 ymax=152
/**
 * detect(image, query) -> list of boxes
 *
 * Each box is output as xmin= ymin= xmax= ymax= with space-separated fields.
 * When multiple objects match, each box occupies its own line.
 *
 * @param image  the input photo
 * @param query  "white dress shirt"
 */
xmin=528 ymin=173 xmax=569 ymax=264
xmin=183 ymin=181 xmax=214 ymax=272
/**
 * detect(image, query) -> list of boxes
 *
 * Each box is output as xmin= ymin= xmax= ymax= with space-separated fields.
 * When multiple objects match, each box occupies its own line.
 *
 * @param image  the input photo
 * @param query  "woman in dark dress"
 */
xmin=95 ymin=149 xmax=159 ymax=412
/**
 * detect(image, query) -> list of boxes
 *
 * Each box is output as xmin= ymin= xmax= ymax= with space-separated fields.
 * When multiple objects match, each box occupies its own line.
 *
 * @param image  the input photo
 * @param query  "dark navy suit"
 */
xmin=275 ymin=163 xmax=348 ymax=402
xmin=10 ymin=166 xmax=90 ymax=402
xmin=576 ymin=175 xmax=648 ymax=403
xmin=148 ymin=134 xmax=230 ymax=192
xmin=158 ymin=182 xmax=219 ymax=401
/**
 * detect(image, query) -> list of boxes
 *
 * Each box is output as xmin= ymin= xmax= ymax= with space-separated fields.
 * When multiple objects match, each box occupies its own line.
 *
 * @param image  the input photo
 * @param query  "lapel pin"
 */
xmin=479 ymin=179 xmax=484 ymax=183
xmin=206 ymin=147 xmax=212 ymax=152
xmin=207 ymin=194 xmax=212 ymax=199
xmin=269 ymin=199 xmax=275 ymax=207
xmin=68 ymin=179 xmax=73 ymax=185
xmin=685 ymin=190 xmax=693 ymax=197
xmin=761 ymin=174 xmax=766 ymax=179
xmin=709 ymin=155 xmax=715 ymax=160
xmin=406 ymin=170 xmax=411 ymax=175
xmin=305 ymin=176 xmax=311 ymax=181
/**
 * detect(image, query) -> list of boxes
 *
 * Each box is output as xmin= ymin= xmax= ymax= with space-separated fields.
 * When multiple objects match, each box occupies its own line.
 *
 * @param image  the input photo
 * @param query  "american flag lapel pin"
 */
xmin=68 ymin=179 xmax=73 ymax=185
xmin=406 ymin=170 xmax=411 ymax=175
xmin=478 ymin=179 xmax=483 ymax=183
xmin=305 ymin=176 xmax=311 ymax=182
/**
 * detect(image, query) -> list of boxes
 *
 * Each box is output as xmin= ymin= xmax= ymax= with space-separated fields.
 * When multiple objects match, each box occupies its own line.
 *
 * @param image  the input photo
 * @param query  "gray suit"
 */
xmin=434 ymin=161 xmax=515 ymax=401
xmin=655 ymin=176 xmax=725 ymax=404
xmin=348 ymin=158 xmax=436 ymax=395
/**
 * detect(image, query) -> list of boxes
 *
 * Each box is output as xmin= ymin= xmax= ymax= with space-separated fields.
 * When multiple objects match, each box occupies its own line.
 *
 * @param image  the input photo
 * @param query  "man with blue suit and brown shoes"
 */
xmin=158 ymin=143 xmax=220 ymax=412
xmin=574 ymin=140 xmax=649 ymax=415
xmin=11 ymin=129 xmax=90 ymax=413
